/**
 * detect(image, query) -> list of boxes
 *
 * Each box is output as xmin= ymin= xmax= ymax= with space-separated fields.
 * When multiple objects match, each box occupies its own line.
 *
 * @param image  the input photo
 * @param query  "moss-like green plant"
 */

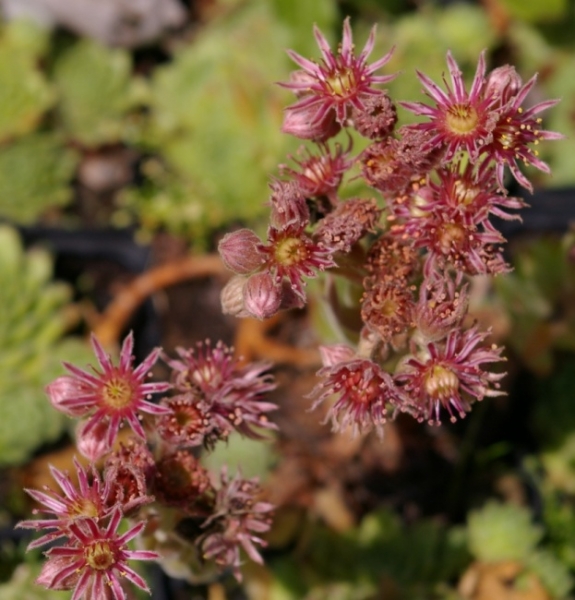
xmin=467 ymin=501 xmax=573 ymax=599
xmin=0 ymin=563 xmax=67 ymax=599
xmin=0 ymin=133 xmax=77 ymax=223
xmin=121 ymin=0 xmax=335 ymax=244
xmin=268 ymin=508 xmax=468 ymax=599
xmin=53 ymin=38 xmax=138 ymax=147
xmin=467 ymin=501 xmax=543 ymax=562
xmin=0 ymin=21 xmax=54 ymax=144
xmin=0 ymin=226 xmax=90 ymax=466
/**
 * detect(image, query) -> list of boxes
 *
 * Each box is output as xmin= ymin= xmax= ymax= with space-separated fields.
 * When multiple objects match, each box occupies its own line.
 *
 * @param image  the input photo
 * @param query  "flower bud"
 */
xmin=76 ymin=418 xmax=111 ymax=461
xmin=319 ymin=344 xmax=355 ymax=368
xmin=268 ymin=179 xmax=309 ymax=230
xmin=218 ymin=229 xmax=265 ymax=274
xmin=46 ymin=376 xmax=90 ymax=417
xmin=485 ymin=65 xmax=522 ymax=106
xmin=221 ymin=275 xmax=251 ymax=318
xmin=243 ymin=272 xmax=282 ymax=320
xmin=282 ymin=105 xmax=341 ymax=142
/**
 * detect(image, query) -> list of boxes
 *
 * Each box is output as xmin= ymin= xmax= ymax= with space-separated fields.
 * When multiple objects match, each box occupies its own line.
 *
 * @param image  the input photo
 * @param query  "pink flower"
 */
xmin=414 ymin=273 xmax=468 ymax=343
xmin=310 ymin=357 xmax=403 ymax=436
xmin=39 ymin=508 xmax=157 ymax=599
xmin=360 ymin=128 xmax=444 ymax=195
xmin=153 ymin=450 xmax=214 ymax=511
xmin=351 ymin=90 xmax=398 ymax=139
xmin=103 ymin=439 xmax=156 ymax=515
xmin=262 ymin=223 xmax=335 ymax=301
xmin=198 ymin=469 xmax=273 ymax=581
xmin=395 ymin=328 xmax=506 ymax=425
xmin=316 ymin=197 xmax=382 ymax=253
xmin=49 ymin=332 xmax=171 ymax=451
xmin=165 ymin=340 xmax=278 ymax=440
xmin=361 ymin=280 xmax=415 ymax=344
xmin=401 ymin=51 xmax=497 ymax=161
xmin=279 ymin=142 xmax=352 ymax=202
xmin=156 ymin=393 xmax=211 ymax=447
xmin=390 ymin=186 xmax=510 ymax=277
xmin=481 ymin=74 xmax=563 ymax=192
xmin=425 ymin=160 xmax=526 ymax=223
xmin=280 ymin=17 xmax=395 ymax=127
xmin=17 ymin=458 xmax=113 ymax=550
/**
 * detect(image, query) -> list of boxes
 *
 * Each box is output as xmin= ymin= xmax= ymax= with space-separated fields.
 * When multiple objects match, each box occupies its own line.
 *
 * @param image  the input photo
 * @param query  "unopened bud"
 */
xmin=282 ymin=105 xmax=341 ymax=142
xmin=243 ymin=272 xmax=282 ymax=320
xmin=485 ymin=65 xmax=522 ymax=106
xmin=319 ymin=344 xmax=355 ymax=368
xmin=221 ymin=275 xmax=251 ymax=318
xmin=76 ymin=418 xmax=110 ymax=461
xmin=46 ymin=377 xmax=90 ymax=417
xmin=218 ymin=229 xmax=265 ymax=274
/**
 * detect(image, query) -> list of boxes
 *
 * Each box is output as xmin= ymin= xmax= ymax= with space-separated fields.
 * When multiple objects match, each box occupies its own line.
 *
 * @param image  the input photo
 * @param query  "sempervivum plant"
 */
xmin=464 ymin=501 xmax=573 ymax=599
xmin=0 ymin=20 xmax=54 ymax=144
xmin=219 ymin=16 xmax=562 ymax=433
xmin=0 ymin=227 xmax=90 ymax=466
xmin=0 ymin=133 xmax=78 ymax=223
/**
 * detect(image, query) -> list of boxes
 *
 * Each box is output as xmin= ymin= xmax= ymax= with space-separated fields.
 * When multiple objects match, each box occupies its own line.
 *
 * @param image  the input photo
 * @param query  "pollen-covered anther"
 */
xmin=445 ymin=104 xmax=479 ymax=135
xmin=85 ymin=541 xmax=117 ymax=571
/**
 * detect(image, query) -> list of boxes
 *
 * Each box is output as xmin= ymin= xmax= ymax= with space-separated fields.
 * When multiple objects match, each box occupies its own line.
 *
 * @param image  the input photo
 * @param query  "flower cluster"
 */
xmin=219 ymin=19 xmax=561 ymax=434
xmin=19 ymin=334 xmax=277 ymax=597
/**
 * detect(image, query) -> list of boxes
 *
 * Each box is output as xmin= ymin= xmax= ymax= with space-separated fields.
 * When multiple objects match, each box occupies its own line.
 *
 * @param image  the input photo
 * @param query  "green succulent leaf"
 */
xmin=467 ymin=501 xmax=543 ymax=562
xmin=137 ymin=0 xmax=308 ymax=242
xmin=0 ymin=133 xmax=77 ymax=223
xmin=0 ymin=226 xmax=91 ymax=466
xmin=0 ymin=22 xmax=54 ymax=143
xmin=525 ymin=549 xmax=573 ymax=598
xmin=54 ymin=39 xmax=136 ymax=147
xmin=498 ymin=0 xmax=569 ymax=23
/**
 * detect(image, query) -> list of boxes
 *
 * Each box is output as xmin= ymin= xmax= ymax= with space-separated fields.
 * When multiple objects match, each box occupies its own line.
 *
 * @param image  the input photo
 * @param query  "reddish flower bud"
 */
xmin=485 ymin=65 xmax=522 ymax=106
xmin=76 ymin=418 xmax=111 ymax=461
xmin=243 ymin=272 xmax=282 ymax=320
xmin=218 ymin=229 xmax=265 ymax=274
xmin=319 ymin=344 xmax=355 ymax=368
xmin=46 ymin=376 xmax=90 ymax=417
xmin=282 ymin=104 xmax=341 ymax=142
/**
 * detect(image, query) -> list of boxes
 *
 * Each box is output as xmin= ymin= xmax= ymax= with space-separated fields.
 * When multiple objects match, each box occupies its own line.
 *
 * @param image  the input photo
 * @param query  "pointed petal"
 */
xmin=285 ymin=49 xmax=321 ymax=76
xmin=91 ymin=334 xmax=114 ymax=374
xmin=119 ymin=331 xmax=134 ymax=372
xmin=121 ymin=566 xmax=151 ymax=592
xmin=341 ymin=17 xmax=353 ymax=60
xmin=313 ymin=24 xmax=335 ymax=68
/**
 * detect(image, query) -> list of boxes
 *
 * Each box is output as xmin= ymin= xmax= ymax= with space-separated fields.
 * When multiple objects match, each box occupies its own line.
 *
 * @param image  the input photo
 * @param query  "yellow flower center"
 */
xmin=424 ymin=364 xmax=459 ymax=399
xmin=85 ymin=540 xmax=117 ymax=571
xmin=102 ymin=377 xmax=134 ymax=410
xmin=69 ymin=498 xmax=99 ymax=519
xmin=438 ymin=223 xmax=465 ymax=254
xmin=380 ymin=297 xmax=398 ymax=318
xmin=275 ymin=237 xmax=307 ymax=267
xmin=326 ymin=67 xmax=356 ymax=98
xmin=445 ymin=103 xmax=479 ymax=135
xmin=453 ymin=180 xmax=479 ymax=207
